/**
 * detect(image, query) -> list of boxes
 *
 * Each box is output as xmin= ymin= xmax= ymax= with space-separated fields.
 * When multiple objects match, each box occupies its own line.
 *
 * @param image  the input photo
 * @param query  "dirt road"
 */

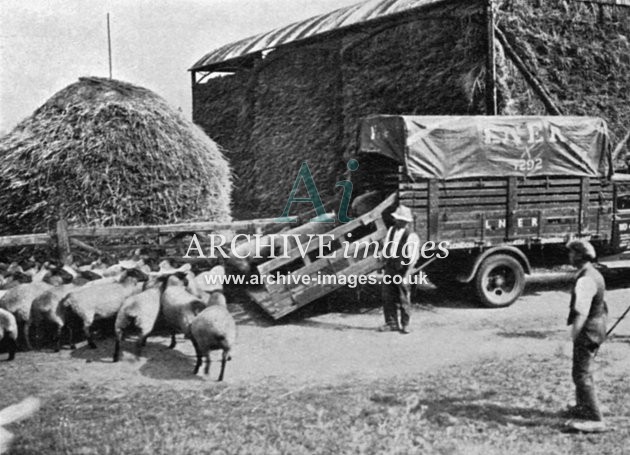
xmin=5 ymin=279 xmax=628 ymax=395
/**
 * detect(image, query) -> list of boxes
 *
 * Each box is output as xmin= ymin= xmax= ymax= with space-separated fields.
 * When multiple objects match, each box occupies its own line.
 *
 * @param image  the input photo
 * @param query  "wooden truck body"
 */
xmin=354 ymin=115 xmax=630 ymax=307
xmin=247 ymin=115 xmax=629 ymax=318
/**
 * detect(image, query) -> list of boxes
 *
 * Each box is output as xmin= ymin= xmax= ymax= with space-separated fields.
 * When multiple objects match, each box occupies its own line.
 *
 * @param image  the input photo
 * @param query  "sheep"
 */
xmin=60 ymin=268 xmax=148 ymax=349
xmin=27 ymin=262 xmax=129 ymax=352
xmin=26 ymin=272 xmax=107 ymax=351
xmin=112 ymin=275 xmax=164 ymax=362
xmin=160 ymin=272 xmax=207 ymax=349
xmin=0 ymin=308 xmax=18 ymax=361
xmin=189 ymin=291 xmax=236 ymax=381
xmin=0 ymin=264 xmax=69 ymax=350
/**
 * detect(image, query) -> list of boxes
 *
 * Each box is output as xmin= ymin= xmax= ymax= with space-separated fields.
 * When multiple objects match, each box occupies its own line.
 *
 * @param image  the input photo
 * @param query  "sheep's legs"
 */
xmin=218 ymin=350 xmax=228 ymax=381
xmin=6 ymin=337 xmax=17 ymax=361
xmin=23 ymin=322 xmax=33 ymax=351
xmin=18 ymin=320 xmax=33 ymax=351
xmin=135 ymin=335 xmax=148 ymax=358
xmin=68 ymin=325 xmax=76 ymax=350
xmin=84 ymin=324 xmax=96 ymax=349
xmin=54 ymin=325 xmax=63 ymax=352
xmin=191 ymin=337 xmax=202 ymax=375
xmin=168 ymin=333 xmax=177 ymax=349
xmin=113 ymin=332 xmax=122 ymax=362
xmin=204 ymin=354 xmax=210 ymax=376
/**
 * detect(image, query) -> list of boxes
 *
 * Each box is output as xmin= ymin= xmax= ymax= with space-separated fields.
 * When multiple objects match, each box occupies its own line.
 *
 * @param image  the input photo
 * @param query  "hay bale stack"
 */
xmin=194 ymin=0 xmax=486 ymax=219
xmin=496 ymin=0 xmax=630 ymax=168
xmin=0 ymin=77 xmax=231 ymax=235
xmin=340 ymin=0 xmax=486 ymax=155
xmin=244 ymin=45 xmax=344 ymax=219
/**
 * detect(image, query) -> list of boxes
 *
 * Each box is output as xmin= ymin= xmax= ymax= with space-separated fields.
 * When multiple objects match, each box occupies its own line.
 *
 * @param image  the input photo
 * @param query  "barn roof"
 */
xmin=190 ymin=0 xmax=450 ymax=71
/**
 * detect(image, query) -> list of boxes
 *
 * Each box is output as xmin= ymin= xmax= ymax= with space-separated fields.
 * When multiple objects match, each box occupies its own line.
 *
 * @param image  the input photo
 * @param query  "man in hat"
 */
xmin=379 ymin=204 xmax=420 ymax=334
xmin=563 ymin=238 xmax=608 ymax=433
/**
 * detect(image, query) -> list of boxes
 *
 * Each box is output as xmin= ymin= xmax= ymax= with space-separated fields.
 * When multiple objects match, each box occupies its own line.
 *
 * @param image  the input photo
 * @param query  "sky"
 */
xmin=0 ymin=0 xmax=362 ymax=135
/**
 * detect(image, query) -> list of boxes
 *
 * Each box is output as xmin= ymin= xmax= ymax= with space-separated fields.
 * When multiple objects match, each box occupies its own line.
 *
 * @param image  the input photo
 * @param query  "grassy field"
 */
xmin=3 ymin=351 xmax=629 ymax=455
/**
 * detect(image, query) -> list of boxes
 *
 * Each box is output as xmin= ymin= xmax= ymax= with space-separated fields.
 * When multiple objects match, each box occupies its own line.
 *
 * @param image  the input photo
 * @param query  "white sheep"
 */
xmin=0 ymin=264 xmax=67 ymax=350
xmin=112 ymin=275 xmax=163 ymax=362
xmin=160 ymin=272 xmax=207 ymax=349
xmin=0 ymin=308 xmax=18 ymax=361
xmin=189 ymin=291 xmax=236 ymax=381
xmin=26 ymin=264 xmax=118 ymax=351
xmin=60 ymin=269 xmax=147 ymax=349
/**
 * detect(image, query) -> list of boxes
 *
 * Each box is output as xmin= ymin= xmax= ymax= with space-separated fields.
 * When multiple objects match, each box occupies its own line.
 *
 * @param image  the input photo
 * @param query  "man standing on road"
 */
xmin=563 ymin=239 xmax=608 ymax=433
xmin=379 ymin=204 xmax=420 ymax=334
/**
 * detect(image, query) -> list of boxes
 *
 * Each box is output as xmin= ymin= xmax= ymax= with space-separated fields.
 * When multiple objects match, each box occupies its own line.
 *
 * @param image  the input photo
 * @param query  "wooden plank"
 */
xmin=518 ymin=178 xmax=582 ymax=187
xmin=579 ymin=177 xmax=590 ymax=234
xmin=69 ymin=238 xmax=103 ymax=255
xmin=400 ymin=180 xmax=508 ymax=190
xmin=399 ymin=191 xmax=428 ymax=200
xmin=436 ymin=196 xmax=508 ymax=206
xmin=495 ymin=26 xmax=563 ymax=115
xmin=68 ymin=218 xmax=281 ymax=238
xmin=257 ymin=193 xmax=396 ymax=274
xmin=0 ymin=233 xmax=51 ymax=248
xmin=56 ymin=220 xmax=72 ymax=265
xmin=507 ymin=177 xmax=518 ymax=239
xmin=438 ymin=188 xmax=508 ymax=198
xmin=485 ymin=0 xmax=497 ymax=115
xmin=428 ymin=179 xmax=439 ymax=240
xmin=517 ymin=186 xmax=580 ymax=195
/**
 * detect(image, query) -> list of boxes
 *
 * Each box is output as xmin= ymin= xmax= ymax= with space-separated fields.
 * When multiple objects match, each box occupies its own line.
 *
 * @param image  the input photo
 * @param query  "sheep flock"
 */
xmin=0 ymin=255 xmax=236 ymax=382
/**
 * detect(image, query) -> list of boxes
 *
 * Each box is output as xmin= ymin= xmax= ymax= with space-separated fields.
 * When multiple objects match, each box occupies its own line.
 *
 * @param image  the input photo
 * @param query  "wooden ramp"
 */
xmin=247 ymin=193 xmax=396 ymax=319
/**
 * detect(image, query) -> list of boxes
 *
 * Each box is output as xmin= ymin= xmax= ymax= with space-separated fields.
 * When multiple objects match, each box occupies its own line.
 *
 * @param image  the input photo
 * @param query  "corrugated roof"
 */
xmin=191 ymin=0 xmax=449 ymax=71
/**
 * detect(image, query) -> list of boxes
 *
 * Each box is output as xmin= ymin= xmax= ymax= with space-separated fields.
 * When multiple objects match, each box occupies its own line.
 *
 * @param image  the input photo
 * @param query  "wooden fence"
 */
xmin=0 ymin=218 xmax=283 ymax=264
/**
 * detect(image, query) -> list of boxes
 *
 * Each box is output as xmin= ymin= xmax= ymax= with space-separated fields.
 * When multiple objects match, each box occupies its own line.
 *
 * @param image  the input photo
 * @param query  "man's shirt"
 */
xmin=574 ymin=275 xmax=597 ymax=317
xmin=385 ymin=227 xmax=421 ymax=269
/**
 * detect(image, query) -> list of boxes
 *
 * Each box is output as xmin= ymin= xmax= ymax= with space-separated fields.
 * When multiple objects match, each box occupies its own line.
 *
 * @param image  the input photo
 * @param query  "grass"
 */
xmin=3 ymin=353 xmax=629 ymax=455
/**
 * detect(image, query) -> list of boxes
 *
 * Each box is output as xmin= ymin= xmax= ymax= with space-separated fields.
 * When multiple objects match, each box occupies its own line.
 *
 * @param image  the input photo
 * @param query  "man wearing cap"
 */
xmin=563 ymin=239 xmax=608 ymax=433
xmin=379 ymin=204 xmax=420 ymax=334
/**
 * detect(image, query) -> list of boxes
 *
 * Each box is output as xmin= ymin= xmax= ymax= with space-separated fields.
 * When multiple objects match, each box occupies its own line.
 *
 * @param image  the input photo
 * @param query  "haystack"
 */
xmin=0 ymin=77 xmax=231 ymax=235
xmin=194 ymin=0 xmax=485 ymax=219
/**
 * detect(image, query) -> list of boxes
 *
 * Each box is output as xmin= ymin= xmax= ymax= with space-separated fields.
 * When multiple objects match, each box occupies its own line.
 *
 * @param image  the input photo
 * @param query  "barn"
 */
xmin=190 ymin=0 xmax=630 ymax=219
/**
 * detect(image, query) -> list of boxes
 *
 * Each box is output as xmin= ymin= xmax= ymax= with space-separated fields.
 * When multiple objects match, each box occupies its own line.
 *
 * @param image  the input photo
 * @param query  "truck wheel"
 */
xmin=474 ymin=254 xmax=525 ymax=308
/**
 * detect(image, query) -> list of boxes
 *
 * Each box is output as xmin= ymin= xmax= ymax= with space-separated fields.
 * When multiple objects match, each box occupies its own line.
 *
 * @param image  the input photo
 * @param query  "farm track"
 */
xmin=1 ymin=278 xmax=629 ymax=454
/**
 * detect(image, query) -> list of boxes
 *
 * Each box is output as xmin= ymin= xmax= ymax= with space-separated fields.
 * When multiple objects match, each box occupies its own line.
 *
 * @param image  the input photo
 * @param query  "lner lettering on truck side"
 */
xmin=485 ymin=217 xmax=539 ymax=230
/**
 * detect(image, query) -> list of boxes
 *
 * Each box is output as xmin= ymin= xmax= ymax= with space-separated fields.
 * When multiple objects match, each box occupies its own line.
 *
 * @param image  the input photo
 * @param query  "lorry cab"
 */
xmin=601 ymin=173 xmax=630 ymax=266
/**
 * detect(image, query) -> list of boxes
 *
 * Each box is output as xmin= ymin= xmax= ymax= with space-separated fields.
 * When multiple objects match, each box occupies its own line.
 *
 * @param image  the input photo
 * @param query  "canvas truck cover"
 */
xmin=358 ymin=116 xmax=612 ymax=180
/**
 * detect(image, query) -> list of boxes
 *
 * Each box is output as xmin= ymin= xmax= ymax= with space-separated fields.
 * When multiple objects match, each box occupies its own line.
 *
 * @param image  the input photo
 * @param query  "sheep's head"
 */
xmin=121 ymin=268 xmax=149 ymax=283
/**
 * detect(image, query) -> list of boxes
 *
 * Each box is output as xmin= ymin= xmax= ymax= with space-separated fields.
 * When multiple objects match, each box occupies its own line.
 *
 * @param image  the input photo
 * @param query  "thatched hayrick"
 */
xmin=0 ymin=77 xmax=231 ymax=235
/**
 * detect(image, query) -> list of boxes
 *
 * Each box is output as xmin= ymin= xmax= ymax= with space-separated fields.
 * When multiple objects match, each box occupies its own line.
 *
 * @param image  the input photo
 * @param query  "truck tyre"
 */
xmin=474 ymin=254 xmax=525 ymax=308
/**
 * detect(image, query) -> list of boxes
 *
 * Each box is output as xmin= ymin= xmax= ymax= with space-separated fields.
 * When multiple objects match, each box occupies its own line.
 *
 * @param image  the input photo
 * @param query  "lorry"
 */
xmin=245 ymin=115 xmax=630 ymax=319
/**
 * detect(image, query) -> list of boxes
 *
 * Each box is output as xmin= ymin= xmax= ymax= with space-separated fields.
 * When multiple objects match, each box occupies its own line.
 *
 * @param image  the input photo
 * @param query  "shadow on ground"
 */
xmin=495 ymin=329 xmax=565 ymax=339
xmin=68 ymin=336 xmax=206 ymax=381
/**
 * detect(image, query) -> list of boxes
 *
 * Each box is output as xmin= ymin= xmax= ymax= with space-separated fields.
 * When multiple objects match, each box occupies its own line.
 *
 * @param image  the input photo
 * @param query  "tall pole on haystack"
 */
xmin=107 ymin=13 xmax=113 ymax=79
xmin=485 ymin=0 xmax=497 ymax=115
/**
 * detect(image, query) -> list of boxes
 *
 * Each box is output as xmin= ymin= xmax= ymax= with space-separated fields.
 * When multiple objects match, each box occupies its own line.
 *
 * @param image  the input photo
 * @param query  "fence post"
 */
xmin=56 ymin=219 xmax=72 ymax=265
